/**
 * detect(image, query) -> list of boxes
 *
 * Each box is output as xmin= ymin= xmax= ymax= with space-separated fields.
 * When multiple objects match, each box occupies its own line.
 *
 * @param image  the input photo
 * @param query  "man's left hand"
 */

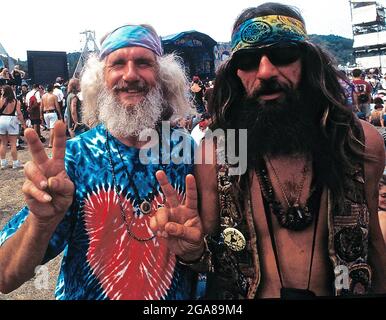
xmin=150 ymin=170 xmax=204 ymax=262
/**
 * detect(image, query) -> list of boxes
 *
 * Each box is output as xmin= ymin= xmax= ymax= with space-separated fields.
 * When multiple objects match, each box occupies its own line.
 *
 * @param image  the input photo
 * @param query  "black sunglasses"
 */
xmin=232 ymin=43 xmax=302 ymax=71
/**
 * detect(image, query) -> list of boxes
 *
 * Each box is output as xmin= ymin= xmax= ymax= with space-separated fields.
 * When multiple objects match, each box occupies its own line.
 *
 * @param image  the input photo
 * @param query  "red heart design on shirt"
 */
xmin=83 ymin=187 xmax=176 ymax=300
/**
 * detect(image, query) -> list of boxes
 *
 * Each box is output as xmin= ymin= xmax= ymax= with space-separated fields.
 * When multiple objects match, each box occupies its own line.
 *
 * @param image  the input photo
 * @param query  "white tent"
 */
xmin=0 ymin=41 xmax=14 ymax=70
xmin=0 ymin=42 xmax=7 ymax=57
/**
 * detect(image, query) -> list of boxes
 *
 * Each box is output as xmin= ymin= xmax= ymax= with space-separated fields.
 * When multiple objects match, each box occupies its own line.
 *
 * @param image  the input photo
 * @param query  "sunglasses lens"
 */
xmin=233 ymin=44 xmax=302 ymax=71
xmin=233 ymin=52 xmax=261 ymax=71
xmin=268 ymin=44 xmax=301 ymax=66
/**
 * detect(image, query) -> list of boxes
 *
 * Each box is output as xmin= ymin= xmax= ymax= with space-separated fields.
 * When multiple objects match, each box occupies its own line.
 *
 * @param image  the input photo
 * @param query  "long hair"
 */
xmin=67 ymin=78 xmax=80 ymax=94
xmin=209 ymin=3 xmax=365 ymax=213
xmin=1 ymin=85 xmax=15 ymax=104
xmin=380 ymin=174 xmax=386 ymax=188
xmin=80 ymin=52 xmax=193 ymax=128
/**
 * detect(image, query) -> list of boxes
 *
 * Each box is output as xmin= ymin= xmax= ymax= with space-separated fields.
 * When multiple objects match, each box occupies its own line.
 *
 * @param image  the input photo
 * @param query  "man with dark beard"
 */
xmin=194 ymin=3 xmax=386 ymax=299
xmin=0 ymin=24 xmax=205 ymax=300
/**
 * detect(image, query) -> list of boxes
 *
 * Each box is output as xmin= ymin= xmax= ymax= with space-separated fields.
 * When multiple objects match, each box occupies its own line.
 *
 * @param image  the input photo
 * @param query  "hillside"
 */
xmin=309 ymin=34 xmax=354 ymax=65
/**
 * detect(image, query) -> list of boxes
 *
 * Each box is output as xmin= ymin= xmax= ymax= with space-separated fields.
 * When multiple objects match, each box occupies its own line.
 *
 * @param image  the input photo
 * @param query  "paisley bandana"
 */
xmin=100 ymin=25 xmax=163 ymax=59
xmin=231 ymin=15 xmax=307 ymax=53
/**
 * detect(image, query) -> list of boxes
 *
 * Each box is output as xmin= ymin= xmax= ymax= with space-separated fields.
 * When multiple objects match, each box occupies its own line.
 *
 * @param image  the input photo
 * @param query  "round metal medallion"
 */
xmin=222 ymin=227 xmax=246 ymax=251
xmin=334 ymin=226 xmax=364 ymax=262
xmin=140 ymin=200 xmax=152 ymax=215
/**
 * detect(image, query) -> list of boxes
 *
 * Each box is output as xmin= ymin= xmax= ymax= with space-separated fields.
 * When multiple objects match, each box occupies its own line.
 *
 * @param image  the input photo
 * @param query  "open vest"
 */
xmin=206 ymin=124 xmax=371 ymax=299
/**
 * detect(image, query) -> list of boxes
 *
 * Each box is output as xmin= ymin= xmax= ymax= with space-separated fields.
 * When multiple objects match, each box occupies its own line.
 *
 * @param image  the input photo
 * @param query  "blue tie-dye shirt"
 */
xmin=0 ymin=124 xmax=197 ymax=300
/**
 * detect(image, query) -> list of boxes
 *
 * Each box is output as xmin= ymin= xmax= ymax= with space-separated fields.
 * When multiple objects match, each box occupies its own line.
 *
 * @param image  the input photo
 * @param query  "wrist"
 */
xmin=177 ymin=243 xmax=205 ymax=263
xmin=176 ymin=236 xmax=212 ymax=271
xmin=28 ymin=211 xmax=64 ymax=232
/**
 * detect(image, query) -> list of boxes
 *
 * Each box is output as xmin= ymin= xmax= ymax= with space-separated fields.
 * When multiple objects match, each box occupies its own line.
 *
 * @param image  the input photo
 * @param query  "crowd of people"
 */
xmin=342 ymin=68 xmax=386 ymax=128
xmin=0 ymin=74 xmax=87 ymax=169
xmin=0 ymin=2 xmax=385 ymax=301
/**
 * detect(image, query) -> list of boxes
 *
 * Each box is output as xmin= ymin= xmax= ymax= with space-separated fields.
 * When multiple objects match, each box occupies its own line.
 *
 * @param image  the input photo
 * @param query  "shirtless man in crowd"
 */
xmin=41 ymin=84 xmax=62 ymax=148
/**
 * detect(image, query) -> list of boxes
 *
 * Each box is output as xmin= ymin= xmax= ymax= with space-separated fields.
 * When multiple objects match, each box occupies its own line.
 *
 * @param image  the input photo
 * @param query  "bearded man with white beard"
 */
xmin=0 ymin=24 xmax=206 ymax=300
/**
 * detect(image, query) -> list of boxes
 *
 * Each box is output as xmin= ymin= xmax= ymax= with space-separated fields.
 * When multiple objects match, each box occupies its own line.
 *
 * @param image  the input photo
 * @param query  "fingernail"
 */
xmin=162 ymin=231 xmax=169 ymax=238
xmin=40 ymin=181 xmax=47 ymax=189
xmin=43 ymin=194 xmax=52 ymax=202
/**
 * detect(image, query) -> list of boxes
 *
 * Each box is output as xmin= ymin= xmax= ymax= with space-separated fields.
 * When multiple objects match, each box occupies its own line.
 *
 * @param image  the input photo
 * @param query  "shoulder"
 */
xmin=361 ymin=120 xmax=384 ymax=156
xmin=360 ymin=120 xmax=385 ymax=184
xmin=66 ymin=126 xmax=102 ymax=155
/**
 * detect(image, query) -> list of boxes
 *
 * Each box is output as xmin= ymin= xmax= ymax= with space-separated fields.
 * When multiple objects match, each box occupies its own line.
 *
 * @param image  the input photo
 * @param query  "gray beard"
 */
xmin=97 ymin=85 xmax=164 ymax=138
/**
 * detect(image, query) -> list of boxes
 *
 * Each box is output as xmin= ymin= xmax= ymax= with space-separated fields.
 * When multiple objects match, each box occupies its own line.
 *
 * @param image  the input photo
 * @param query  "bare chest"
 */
xmin=249 ymin=171 xmax=334 ymax=298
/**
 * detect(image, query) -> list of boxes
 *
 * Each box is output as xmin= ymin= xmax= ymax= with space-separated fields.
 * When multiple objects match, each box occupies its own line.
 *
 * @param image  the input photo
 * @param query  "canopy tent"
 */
xmin=0 ymin=41 xmax=8 ymax=57
xmin=0 ymin=41 xmax=15 ymax=70
xmin=162 ymin=30 xmax=217 ymax=79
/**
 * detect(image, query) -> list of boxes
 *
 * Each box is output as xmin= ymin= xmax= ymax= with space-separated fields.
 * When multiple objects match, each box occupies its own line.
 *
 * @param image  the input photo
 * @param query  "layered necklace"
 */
xmin=255 ymin=156 xmax=323 ymax=297
xmin=105 ymin=130 xmax=156 ymax=242
xmin=256 ymin=156 xmax=317 ymax=231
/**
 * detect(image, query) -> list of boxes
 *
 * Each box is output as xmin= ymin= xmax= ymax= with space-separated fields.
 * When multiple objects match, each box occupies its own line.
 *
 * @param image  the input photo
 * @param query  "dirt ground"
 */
xmin=0 ymin=130 xmax=60 ymax=300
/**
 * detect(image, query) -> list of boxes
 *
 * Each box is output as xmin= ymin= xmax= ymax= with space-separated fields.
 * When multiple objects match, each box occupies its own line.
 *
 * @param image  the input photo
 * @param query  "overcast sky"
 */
xmin=0 ymin=0 xmax=379 ymax=60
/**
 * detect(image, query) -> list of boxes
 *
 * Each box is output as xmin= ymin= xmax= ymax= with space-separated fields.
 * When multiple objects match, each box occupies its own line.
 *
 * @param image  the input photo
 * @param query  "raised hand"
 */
xmin=150 ymin=170 xmax=204 ymax=261
xmin=22 ymin=121 xmax=74 ymax=223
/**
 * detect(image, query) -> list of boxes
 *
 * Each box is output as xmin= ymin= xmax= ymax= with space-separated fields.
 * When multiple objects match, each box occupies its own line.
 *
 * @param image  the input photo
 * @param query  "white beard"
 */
xmin=97 ymin=85 xmax=164 ymax=138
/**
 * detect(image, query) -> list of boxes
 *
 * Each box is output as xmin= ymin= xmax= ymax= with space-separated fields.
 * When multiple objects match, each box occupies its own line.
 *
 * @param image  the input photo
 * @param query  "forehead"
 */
xmin=105 ymin=46 xmax=156 ymax=63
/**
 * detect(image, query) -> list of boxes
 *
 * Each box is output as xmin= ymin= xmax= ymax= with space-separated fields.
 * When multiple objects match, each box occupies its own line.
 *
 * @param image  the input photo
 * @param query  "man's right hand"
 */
xmin=22 ymin=121 xmax=74 ymax=224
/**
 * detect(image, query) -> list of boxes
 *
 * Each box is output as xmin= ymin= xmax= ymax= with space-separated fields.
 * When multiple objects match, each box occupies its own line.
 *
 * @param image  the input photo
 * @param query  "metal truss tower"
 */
xmin=73 ymin=30 xmax=100 ymax=78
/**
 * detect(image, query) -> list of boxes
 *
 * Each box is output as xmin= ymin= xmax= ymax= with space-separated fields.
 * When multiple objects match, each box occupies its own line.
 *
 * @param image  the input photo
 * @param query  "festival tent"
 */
xmin=0 ymin=41 xmax=14 ymax=70
xmin=162 ymin=30 xmax=217 ymax=80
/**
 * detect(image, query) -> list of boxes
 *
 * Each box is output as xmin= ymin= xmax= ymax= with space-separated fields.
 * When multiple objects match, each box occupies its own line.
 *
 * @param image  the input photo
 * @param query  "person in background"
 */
xmin=369 ymin=97 xmax=384 ymax=127
xmin=26 ymin=84 xmax=44 ymax=142
xmin=11 ymin=65 xmax=25 ymax=95
xmin=65 ymin=78 xmax=81 ymax=138
xmin=0 ymin=68 xmax=12 ymax=88
xmin=0 ymin=85 xmax=26 ymax=169
xmin=338 ymin=70 xmax=356 ymax=112
xmin=53 ymin=82 xmax=65 ymax=119
xmin=377 ymin=175 xmax=386 ymax=245
xmin=41 ymin=84 xmax=62 ymax=148
xmin=352 ymin=68 xmax=372 ymax=121
xmin=191 ymin=76 xmax=206 ymax=114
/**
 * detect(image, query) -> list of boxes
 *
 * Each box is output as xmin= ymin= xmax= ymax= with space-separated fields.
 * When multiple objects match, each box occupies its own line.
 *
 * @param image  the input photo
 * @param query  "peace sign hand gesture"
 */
xmin=22 ymin=121 xmax=74 ymax=224
xmin=150 ymin=171 xmax=204 ymax=262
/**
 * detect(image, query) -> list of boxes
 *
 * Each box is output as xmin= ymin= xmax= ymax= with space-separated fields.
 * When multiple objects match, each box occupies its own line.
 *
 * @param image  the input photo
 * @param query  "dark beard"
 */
xmin=234 ymin=81 xmax=318 ymax=165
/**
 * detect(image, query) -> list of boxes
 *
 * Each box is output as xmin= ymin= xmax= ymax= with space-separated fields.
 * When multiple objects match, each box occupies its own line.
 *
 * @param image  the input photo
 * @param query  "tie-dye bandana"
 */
xmin=100 ymin=25 xmax=163 ymax=59
xmin=0 ymin=124 xmax=197 ymax=300
xmin=231 ymin=15 xmax=307 ymax=53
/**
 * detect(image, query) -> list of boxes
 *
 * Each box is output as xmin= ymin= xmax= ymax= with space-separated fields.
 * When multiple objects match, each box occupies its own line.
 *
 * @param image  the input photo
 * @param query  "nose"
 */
xmin=255 ymin=55 xmax=279 ymax=80
xmin=122 ymin=61 xmax=140 ymax=82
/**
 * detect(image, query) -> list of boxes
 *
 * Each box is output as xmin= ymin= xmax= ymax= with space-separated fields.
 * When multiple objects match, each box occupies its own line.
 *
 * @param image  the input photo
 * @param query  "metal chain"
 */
xmin=105 ymin=131 xmax=155 ymax=242
xmin=266 ymin=157 xmax=309 ymax=207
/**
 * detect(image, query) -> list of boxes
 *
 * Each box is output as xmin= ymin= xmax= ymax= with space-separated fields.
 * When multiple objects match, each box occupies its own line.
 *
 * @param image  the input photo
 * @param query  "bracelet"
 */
xmin=176 ymin=235 xmax=213 ymax=271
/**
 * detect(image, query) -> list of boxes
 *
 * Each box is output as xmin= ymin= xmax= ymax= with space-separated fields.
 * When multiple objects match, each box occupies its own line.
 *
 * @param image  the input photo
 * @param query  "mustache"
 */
xmin=250 ymin=78 xmax=290 ymax=98
xmin=112 ymin=80 xmax=149 ymax=93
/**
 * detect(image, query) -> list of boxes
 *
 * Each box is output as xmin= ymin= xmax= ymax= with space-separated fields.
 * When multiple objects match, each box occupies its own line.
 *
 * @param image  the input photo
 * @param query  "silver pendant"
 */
xmin=140 ymin=200 xmax=152 ymax=215
xmin=222 ymin=227 xmax=246 ymax=251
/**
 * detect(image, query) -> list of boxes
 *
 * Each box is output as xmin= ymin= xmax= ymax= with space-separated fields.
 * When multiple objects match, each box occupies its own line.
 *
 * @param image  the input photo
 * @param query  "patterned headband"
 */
xmin=231 ymin=15 xmax=307 ymax=53
xmin=100 ymin=25 xmax=163 ymax=59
